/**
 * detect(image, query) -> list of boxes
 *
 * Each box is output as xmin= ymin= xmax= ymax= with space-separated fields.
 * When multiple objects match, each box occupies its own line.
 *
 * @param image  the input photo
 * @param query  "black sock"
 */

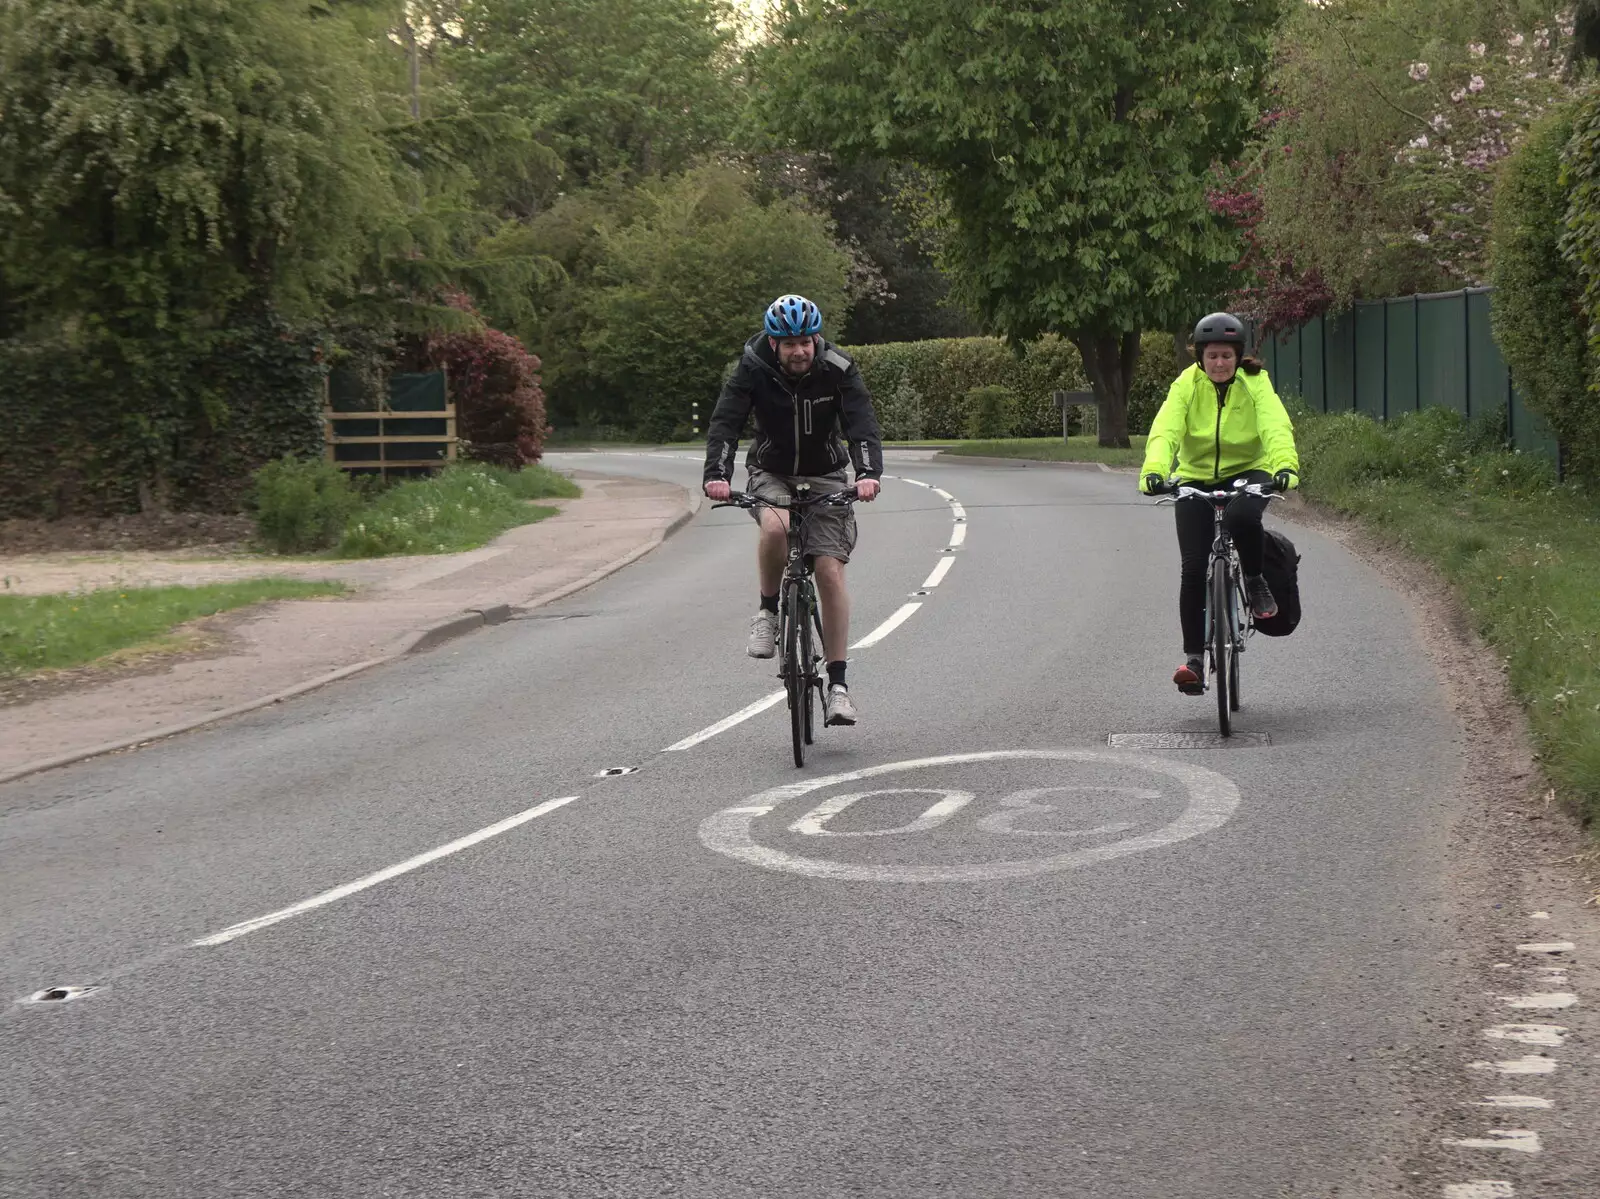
xmin=827 ymin=661 xmax=847 ymax=688
xmin=759 ymin=592 xmax=778 ymax=613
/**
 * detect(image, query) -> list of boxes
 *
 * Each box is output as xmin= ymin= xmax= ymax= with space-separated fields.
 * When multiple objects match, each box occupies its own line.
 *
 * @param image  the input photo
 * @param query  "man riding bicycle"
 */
xmin=1140 ymin=312 xmax=1301 ymax=696
xmin=703 ymin=294 xmax=884 ymax=726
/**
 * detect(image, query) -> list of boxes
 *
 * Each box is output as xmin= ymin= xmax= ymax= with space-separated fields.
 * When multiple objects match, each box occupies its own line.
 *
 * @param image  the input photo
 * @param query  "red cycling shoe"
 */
xmin=1173 ymin=657 xmax=1205 ymax=696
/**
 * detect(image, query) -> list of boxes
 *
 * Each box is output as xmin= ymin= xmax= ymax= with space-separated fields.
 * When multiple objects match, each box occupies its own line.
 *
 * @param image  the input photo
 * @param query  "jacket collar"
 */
xmin=745 ymin=332 xmax=825 ymax=385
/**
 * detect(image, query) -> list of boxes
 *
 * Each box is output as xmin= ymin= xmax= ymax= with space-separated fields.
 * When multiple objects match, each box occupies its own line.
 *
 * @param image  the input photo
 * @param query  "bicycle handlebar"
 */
xmin=1148 ymin=479 xmax=1283 ymax=501
xmin=711 ymin=487 xmax=858 ymax=513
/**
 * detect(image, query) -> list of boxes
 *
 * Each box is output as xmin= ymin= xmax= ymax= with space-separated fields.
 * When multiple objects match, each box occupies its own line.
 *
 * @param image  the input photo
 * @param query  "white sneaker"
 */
xmin=746 ymin=610 xmax=777 ymax=658
xmin=824 ymin=684 xmax=858 ymax=726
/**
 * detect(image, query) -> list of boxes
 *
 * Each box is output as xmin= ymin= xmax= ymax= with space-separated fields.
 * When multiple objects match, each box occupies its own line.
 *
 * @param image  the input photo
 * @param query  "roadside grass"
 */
xmin=335 ymin=463 xmax=579 ymax=558
xmin=0 ymin=579 xmax=346 ymax=677
xmin=941 ymin=436 xmax=1146 ymax=467
xmin=1295 ymin=407 xmax=1600 ymax=826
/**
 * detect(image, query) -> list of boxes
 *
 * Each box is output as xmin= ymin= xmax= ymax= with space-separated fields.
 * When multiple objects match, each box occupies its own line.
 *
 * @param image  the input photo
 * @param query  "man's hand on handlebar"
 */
xmin=856 ymin=478 xmax=880 ymax=503
xmin=704 ymin=480 xmax=731 ymax=501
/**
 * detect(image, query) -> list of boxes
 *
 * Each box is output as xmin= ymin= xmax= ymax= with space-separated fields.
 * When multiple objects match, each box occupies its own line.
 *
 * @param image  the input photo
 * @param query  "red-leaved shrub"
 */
xmin=411 ymin=297 xmax=551 ymax=466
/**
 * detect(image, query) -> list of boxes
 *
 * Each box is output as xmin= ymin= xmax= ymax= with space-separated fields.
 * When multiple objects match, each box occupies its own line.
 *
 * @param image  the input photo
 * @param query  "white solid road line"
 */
xmin=852 ymin=602 xmax=923 ymax=649
xmin=664 ymin=690 xmax=786 ymax=752
xmin=193 ymin=796 xmax=580 ymax=946
xmin=922 ymin=557 xmax=955 ymax=589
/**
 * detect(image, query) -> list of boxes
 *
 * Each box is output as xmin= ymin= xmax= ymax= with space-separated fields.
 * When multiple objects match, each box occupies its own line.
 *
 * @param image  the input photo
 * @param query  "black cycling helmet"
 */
xmin=1192 ymin=311 xmax=1247 ymax=353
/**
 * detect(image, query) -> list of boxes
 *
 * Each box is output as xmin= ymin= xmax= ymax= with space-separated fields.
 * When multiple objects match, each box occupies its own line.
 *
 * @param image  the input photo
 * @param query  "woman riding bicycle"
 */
xmin=1139 ymin=312 xmax=1301 ymax=696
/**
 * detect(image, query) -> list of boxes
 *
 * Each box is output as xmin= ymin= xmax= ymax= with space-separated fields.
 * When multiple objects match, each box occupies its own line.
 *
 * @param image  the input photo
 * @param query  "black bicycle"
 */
xmin=714 ymin=484 xmax=858 ymax=766
xmin=1152 ymin=479 xmax=1282 ymax=736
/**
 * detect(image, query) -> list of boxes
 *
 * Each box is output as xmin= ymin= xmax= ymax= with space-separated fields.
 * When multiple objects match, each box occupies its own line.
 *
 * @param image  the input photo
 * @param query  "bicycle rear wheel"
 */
xmin=785 ymin=581 xmax=807 ymax=767
xmin=1210 ymin=560 xmax=1232 ymax=736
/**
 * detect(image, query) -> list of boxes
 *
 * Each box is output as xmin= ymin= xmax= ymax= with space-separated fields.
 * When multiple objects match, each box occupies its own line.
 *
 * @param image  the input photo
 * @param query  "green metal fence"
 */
xmin=1258 ymin=287 xmax=1562 ymax=467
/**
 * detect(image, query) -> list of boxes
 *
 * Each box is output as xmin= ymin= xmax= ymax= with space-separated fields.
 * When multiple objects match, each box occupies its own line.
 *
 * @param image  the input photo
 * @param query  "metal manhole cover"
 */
xmin=1108 ymin=732 xmax=1270 ymax=749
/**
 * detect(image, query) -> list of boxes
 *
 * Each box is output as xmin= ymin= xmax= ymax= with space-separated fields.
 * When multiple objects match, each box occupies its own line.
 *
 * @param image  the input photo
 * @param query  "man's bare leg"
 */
xmin=813 ymin=555 xmax=850 ymax=663
xmin=758 ymin=509 xmax=788 ymax=597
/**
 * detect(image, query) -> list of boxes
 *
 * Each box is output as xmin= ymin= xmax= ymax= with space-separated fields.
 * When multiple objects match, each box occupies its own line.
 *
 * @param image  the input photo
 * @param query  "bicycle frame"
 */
xmin=712 ymin=483 xmax=856 ymax=765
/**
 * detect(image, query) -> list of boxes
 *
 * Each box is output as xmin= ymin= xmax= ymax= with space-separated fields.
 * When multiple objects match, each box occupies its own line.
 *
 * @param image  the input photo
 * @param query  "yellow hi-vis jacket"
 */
xmin=1139 ymin=364 xmax=1300 ymax=489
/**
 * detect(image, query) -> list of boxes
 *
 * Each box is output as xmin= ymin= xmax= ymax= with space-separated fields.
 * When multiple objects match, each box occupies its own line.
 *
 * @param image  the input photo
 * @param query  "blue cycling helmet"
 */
xmin=764 ymin=294 xmax=823 ymax=338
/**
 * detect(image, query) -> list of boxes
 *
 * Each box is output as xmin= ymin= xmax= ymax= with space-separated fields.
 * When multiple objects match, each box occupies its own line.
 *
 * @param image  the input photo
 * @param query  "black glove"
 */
xmin=1274 ymin=469 xmax=1299 ymax=492
xmin=1142 ymin=473 xmax=1165 ymax=496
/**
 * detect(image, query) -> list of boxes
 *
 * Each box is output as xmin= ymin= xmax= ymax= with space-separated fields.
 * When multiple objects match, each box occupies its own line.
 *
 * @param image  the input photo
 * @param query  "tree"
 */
xmin=820 ymin=159 xmax=980 ymax=344
xmin=754 ymin=0 xmax=1275 ymax=445
xmin=438 ymin=0 xmax=738 ymax=203
xmin=1255 ymin=0 xmax=1582 ymax=305
xmin=0 ymin=0 xmax=404 ymax=338
xmin=583 ymin=165 xmax=852 ymax=438
xmin=1491 ymin=105 xmax=1598 ymax=482
xmin=508 ymin=165 xmax=852 ymax=437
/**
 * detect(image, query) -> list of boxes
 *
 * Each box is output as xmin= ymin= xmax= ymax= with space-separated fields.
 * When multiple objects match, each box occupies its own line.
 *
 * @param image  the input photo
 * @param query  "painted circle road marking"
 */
xmin=698 ymin=750 xmax=1241 ymax=882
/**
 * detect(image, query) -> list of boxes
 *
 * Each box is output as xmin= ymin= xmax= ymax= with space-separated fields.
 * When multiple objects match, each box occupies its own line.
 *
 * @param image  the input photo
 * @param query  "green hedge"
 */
xmin=1494 ymin=104 xmax=1594 ymax=482
xmin=843 ymin=333 xmax=1178 ymax=440
xmin=0 ymin=312 xmax=327 ymax=519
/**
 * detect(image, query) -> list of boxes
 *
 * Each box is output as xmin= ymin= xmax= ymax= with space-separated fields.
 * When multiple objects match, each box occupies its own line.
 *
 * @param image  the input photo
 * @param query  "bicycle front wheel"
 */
xmin=799 ymin=584 xmax=817 ymax=746
xmin=1228 ymin=574 xmax=1244 ymax=713
xmin=785 ymin=582 xmax=807 ymax=767
xmin=1210 ymin=560 xmax=1232 ymax=736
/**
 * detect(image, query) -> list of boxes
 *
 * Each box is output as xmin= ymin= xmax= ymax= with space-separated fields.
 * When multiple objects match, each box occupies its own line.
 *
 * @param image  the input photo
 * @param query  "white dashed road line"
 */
xmin=663 ymin=690 xmax=786 ymax=753
xmin=922 ymin=557 xmax=955 ymax=589
xmin=1468 ymin=1054 xmax=1558 ymax=1075
xmin=851 ymin=602 xmax=922 ymax=649
xmin=192 ymin=796 xmax=580 ymax=946
xmin=1499 ymin=992 xmax=1578 ymax=1010
xmin=1443 ymin=915 xmax=1582 ymax=1198
xmin=1443 ymin=1130 xmax=1542 ymax=1154
xmin=1483 ymin=1024 xmax=1566 ymax=1047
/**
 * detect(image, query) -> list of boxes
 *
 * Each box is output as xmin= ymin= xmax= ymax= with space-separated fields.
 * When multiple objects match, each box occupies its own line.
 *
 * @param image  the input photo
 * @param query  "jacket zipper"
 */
xmin=789 ymin=380 xmax=802 ymax=475
xmin=1213 ymin=378 xmax=1226 ymax=482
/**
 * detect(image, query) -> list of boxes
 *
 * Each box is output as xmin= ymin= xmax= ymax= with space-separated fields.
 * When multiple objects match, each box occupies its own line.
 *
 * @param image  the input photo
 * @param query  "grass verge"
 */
xmin=336 ymin=464 xmax=580 ymax=558
xmin=940 ymin=436 xmax=1146 ymax=467
xmin=1295 ymin=407 xmax=1600 ymax=827
xmin=0 ymin=579 xmax=346 ymax=677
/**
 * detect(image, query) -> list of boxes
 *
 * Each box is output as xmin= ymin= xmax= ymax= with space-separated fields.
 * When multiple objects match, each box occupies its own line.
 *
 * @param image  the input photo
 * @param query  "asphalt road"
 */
xmin=1 ymin=451 xmax=1480 ymax=1197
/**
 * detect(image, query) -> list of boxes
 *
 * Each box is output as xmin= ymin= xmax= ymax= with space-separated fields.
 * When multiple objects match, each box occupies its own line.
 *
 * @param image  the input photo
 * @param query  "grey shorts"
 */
xmin=746 ymin=467 xmax=858 ymax=564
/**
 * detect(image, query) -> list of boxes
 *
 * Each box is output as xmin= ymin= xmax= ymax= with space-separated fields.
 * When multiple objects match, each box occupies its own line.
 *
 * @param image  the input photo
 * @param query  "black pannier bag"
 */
xmin=1253 ymin=529 xmax=1302 ymax=636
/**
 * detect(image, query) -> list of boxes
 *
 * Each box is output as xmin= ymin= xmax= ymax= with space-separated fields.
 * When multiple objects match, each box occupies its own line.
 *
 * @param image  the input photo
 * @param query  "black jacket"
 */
xmin=703 ymin=334 xmax=884 ymax=484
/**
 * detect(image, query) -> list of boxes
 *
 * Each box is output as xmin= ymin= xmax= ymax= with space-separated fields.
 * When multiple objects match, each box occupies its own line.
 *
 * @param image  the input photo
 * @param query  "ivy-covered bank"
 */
xmin=0 ymin=314 xmax=326 ymax=520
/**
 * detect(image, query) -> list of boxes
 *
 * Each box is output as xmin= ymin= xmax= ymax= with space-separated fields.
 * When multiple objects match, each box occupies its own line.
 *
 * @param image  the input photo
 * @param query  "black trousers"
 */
xmin=1175 ymin=469 xmax=1272 ymax=654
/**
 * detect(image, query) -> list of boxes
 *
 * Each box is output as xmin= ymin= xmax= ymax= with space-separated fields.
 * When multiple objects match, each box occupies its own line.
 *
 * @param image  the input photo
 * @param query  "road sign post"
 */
xmin=1053 ymin=389 xmax=1098 ymax=443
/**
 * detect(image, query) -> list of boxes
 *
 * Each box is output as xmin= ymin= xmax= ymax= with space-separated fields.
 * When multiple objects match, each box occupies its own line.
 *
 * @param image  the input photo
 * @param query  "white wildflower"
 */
xmin=1409 ymin=61 xmax=1431 ymax=81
